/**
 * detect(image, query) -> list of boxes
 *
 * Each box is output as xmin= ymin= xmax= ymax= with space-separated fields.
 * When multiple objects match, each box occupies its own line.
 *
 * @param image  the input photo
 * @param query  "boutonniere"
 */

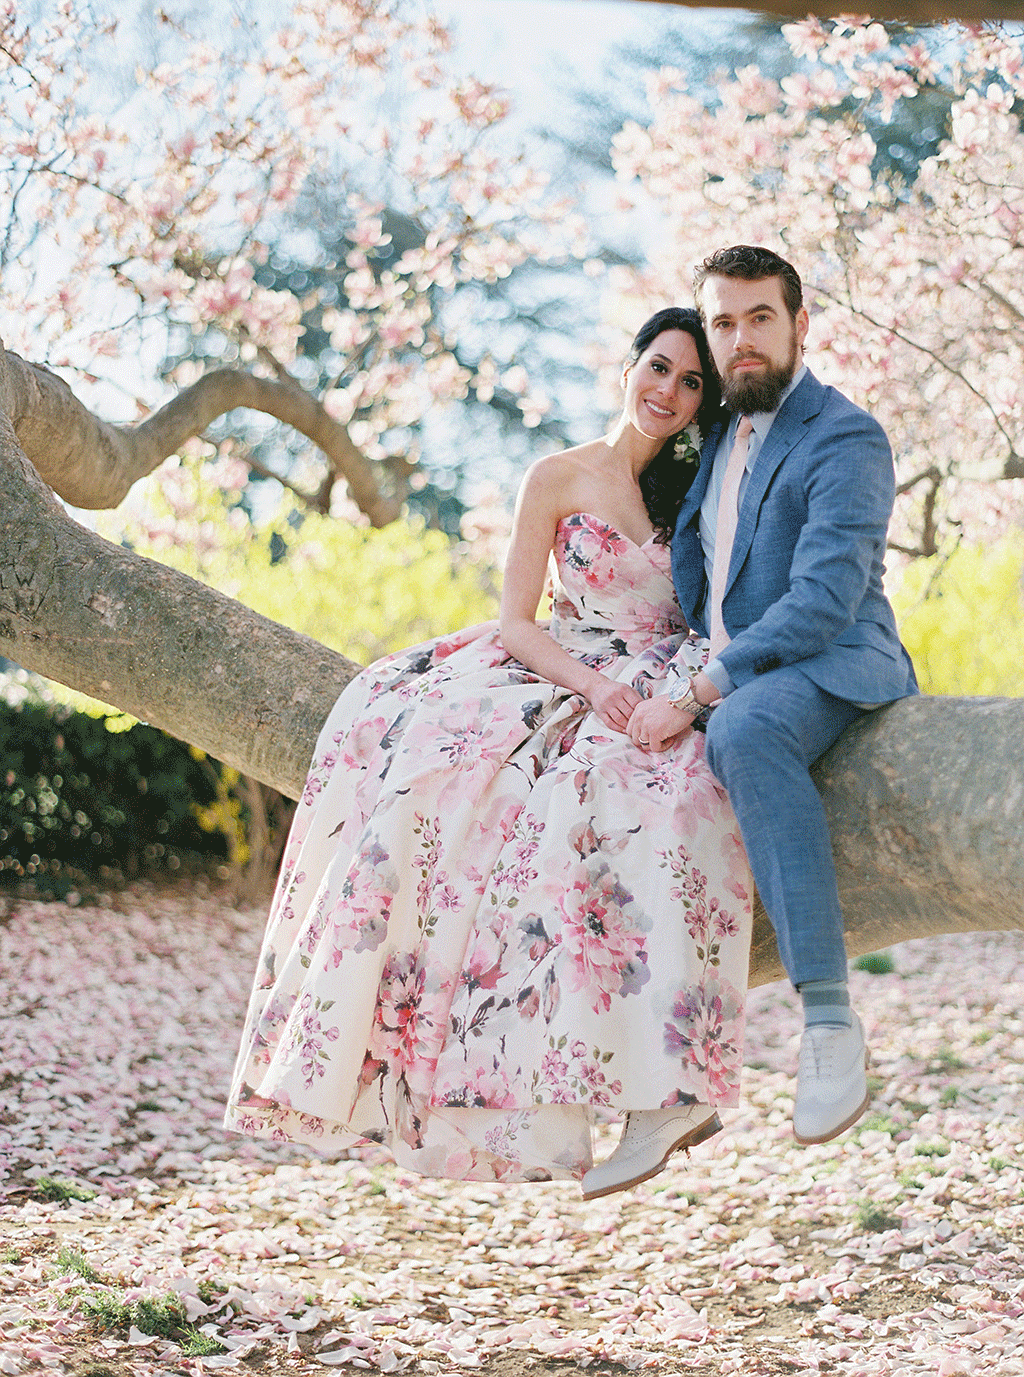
xmin=672 ymin=422 xmax=702 ymax=466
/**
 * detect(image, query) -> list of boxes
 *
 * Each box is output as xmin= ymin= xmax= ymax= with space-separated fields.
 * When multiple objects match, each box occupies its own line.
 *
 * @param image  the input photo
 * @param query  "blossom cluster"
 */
xmin=607 ymin=19 xmax=1024 ymax=555
xmin=0 ymin=0 xmax=579 ymax=526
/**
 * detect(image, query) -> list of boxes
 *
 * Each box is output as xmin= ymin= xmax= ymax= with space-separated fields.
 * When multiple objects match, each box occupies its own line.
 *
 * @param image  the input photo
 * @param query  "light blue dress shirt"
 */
xmin=699 ymin=364 xmax=807 ymax=696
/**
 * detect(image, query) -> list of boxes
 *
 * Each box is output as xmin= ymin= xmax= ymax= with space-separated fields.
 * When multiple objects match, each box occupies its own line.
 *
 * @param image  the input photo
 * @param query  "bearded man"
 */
xmin=629 ymin=244 xmax=918 ymax=1148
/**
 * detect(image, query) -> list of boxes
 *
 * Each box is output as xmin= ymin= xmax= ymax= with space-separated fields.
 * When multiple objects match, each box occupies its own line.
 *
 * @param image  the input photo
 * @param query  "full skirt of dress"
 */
xmin=225 ymin=513 xmax=752 ymax=1183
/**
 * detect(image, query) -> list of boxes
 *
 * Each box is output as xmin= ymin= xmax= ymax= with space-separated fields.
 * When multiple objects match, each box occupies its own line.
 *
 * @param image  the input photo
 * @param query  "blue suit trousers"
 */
xmin=704 ymin=668 xmax=864 ymax=987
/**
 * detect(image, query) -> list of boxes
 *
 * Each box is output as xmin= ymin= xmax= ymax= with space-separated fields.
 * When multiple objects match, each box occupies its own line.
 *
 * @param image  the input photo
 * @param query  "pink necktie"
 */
xmin=708 ymin=416 xmax=753 ymax=658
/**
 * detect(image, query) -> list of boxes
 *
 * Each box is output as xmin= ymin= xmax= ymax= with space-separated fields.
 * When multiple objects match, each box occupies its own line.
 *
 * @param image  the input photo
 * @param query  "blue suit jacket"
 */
xmin=671 ymin=369 xmax=918 ymax=705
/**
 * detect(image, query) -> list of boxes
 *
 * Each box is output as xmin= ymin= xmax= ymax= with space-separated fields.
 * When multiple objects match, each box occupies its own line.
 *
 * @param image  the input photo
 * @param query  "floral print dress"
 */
xmin=225 ymin=513 xmax=752 ymax=1183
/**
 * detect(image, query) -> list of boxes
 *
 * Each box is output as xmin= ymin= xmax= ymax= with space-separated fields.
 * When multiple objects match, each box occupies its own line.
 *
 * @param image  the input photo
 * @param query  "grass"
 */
xmin=181 ymin=1329 xmax=229 ymax=1357
xmin=855 ymin=1113 xmax=900 ymax=1137
xmin=0 ymin=1246 xmax=21 ymax=1264
xmin=197 ymin=1278 xmax=229 ymax=1304
xmin=56 ymin=1246 xmax=102 ymax=1283
xmin=855 ymin=1200 xmax=902 ymax=1234
xmin=933 ymin=1046 xmax=968 ymax=1072
xmin=852 ymin=950 xmax=896 ymax=976
xmin=914 ymin=1140 xmax=951 ymax=1158
xmin=70 ymin=1286 xmax=226 ymax=1356
xmin=32 ymin=1176 xmax=97 ymax=1204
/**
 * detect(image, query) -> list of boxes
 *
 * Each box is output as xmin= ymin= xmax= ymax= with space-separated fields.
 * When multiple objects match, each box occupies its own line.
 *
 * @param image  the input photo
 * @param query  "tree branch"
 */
xmin=809 ymin=284 xmax=1020 ymax=471
xmin=0 ymin=410 xmax=358 ymax=796
xmin=0 ymin=343 xmax=403 ymax=526
xmin=631 ymin=0 xmax=1024 ymax=22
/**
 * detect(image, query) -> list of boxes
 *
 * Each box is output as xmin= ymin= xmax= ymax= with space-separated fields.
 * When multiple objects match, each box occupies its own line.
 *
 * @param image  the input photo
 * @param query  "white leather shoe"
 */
xmin=793 ymin=1012 xmax=870 ymax=1145
xmin=580 ymin=1103 xmax=722 ymax=1201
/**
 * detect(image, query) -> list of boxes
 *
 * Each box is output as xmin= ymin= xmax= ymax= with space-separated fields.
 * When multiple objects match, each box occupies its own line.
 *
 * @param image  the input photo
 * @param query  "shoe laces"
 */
xmin=800 ymin=1023 xmax=852 ymax=1078
xmin=620 ymin=1105 xmax=703 ymax=1144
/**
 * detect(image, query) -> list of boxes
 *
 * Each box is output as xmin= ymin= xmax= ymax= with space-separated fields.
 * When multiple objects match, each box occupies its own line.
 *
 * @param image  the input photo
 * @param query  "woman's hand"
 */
xmin=588 ymin=675 xmax=643 ymax=732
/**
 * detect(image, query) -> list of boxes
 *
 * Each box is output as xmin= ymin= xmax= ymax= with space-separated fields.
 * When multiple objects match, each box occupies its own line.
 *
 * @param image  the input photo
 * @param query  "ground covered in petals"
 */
xmin=1 ymin=885 xmax=1022 ymax=1376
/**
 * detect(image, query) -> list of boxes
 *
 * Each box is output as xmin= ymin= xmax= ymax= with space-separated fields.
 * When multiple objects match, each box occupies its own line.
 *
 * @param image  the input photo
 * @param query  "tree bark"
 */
xmin=749 ymin=695 xmax=1024 ymax=985
xmin=3 ymin=373 xmax=1022 ymax=988
xmin=630 ymin=1 xmax=1024 ymax=25
xmin=0 ymin=409 xmax=359 ymax=798
xmin=0 ymin=346 xmax=402 ymax=526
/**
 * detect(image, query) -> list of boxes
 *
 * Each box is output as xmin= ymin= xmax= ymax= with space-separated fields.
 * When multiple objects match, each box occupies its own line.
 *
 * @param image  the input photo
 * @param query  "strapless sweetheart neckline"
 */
xmin=558 ymin=511 xmax=660 ymax=552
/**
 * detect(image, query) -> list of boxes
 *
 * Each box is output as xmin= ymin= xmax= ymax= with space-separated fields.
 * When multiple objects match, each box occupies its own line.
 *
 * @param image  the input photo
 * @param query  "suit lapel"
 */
xmin=725 ymin=371 xmax=825 ymax=593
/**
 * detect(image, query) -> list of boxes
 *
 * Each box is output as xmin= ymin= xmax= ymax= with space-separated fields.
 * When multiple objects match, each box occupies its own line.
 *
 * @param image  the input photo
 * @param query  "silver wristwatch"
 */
xmin=667 ymin=680 xmax=703 ymax=716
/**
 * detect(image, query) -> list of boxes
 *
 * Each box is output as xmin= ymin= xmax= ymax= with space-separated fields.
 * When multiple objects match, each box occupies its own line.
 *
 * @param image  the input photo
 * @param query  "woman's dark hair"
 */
xmin=628 ymin=306 xmax=720 ymax=543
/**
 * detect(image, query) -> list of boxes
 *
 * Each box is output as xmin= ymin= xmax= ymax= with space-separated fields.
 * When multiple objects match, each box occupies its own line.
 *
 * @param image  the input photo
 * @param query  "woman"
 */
xmin=225 ymin=308 xmax=752 ymax=1197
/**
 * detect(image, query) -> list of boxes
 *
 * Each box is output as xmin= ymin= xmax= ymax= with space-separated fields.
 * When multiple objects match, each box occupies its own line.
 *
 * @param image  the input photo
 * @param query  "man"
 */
xmin=630 ymin=244 xmax=917 ymax=1145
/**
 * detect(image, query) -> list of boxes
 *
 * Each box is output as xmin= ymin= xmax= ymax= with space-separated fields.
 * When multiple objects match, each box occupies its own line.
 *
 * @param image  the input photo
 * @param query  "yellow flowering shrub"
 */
xmin=890 ymin=537 xmax=1024 ymax=697
xmin=99 ymin=481 xmax=500 ymax=667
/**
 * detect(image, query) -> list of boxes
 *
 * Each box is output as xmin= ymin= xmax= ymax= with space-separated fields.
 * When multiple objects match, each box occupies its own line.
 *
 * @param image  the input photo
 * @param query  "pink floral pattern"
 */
xmin=226 ymin=513 xmax=752 ymax=1183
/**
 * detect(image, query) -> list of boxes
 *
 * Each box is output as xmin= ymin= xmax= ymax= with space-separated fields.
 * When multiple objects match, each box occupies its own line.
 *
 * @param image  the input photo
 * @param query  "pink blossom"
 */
xmin=558 ymin=866 xmax=648 ymax=1014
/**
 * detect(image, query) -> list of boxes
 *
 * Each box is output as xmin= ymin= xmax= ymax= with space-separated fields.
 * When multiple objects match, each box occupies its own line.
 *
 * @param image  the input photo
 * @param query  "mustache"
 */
xmin=726 ymin=353 xmax=769 ymax=370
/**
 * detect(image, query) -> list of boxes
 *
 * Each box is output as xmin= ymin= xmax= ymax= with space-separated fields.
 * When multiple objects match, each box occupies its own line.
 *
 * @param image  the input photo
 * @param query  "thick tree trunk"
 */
xmin=3 ymin=383 xmax=1022 ymax=988
xmin=0 ymin=411 xmax=359 ymax=798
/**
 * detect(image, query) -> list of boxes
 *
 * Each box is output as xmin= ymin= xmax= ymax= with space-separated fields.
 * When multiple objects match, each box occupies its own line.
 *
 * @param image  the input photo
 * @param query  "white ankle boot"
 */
xmin=581 ymin=1103 xmax=722 ymax=1201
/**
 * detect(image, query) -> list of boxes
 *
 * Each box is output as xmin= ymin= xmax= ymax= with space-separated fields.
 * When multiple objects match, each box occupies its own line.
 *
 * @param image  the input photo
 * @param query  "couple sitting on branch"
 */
xmin=225 ymin=244 xmax=918 ymax=1201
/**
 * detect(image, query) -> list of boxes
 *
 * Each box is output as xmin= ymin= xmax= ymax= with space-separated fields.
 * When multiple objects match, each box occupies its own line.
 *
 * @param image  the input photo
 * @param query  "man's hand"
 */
xmin=627 ymin=696 xmax=694 ymax=753
xmin=589 ymin=675 xmax=644 ymax=732
xmin=626 ymin=671 xmax=723 ymax=753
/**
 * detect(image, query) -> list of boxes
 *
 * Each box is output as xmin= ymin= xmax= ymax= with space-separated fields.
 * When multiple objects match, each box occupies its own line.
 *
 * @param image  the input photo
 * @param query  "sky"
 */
xmin=430 ymin=0 xmax=743 ymax=111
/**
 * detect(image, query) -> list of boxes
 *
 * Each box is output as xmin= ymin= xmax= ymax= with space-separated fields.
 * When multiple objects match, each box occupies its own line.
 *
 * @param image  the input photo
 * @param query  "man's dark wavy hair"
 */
xmin=627 ymin=306 xmax=720 ymax=544
xmin=692 ymin=245 xmax=803 ymax=322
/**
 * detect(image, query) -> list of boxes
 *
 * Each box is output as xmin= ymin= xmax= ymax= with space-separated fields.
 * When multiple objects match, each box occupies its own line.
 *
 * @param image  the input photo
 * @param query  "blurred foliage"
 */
xmin=0 ymin=677 xmax=231 ymax=900
xmin=891 ymin=537 xmax=1024 ymax=697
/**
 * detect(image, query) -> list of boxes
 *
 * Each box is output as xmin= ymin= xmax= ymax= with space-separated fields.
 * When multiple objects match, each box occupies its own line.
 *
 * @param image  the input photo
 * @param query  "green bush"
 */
xmin=0 ymin=674 xmax=231 ymax=899
xmin=853 ymin=950 xmax=896 ymax=975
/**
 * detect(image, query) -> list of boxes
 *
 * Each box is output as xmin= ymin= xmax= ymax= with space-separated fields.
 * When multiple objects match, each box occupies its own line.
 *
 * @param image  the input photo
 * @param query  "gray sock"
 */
xmin=799 ymin=979 xmax=852 ymax=1028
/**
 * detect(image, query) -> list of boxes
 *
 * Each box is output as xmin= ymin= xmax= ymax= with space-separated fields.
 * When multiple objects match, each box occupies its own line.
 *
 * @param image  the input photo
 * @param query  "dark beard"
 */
xmin=721 ymin=344 xmax=799 ymax=414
